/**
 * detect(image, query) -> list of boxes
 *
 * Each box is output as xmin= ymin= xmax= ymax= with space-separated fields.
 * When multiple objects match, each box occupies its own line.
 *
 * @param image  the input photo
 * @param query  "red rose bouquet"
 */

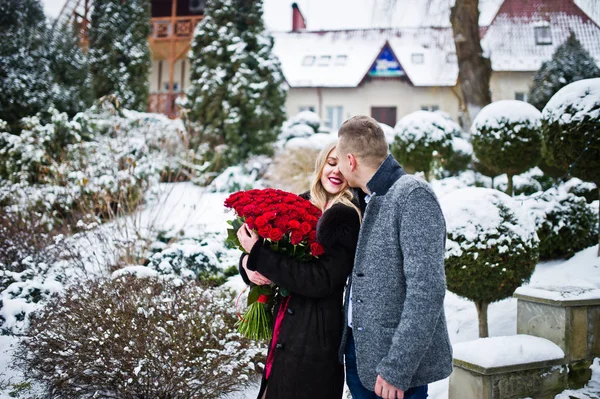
xmin=224 ymin=188 xmax=325 ymax=340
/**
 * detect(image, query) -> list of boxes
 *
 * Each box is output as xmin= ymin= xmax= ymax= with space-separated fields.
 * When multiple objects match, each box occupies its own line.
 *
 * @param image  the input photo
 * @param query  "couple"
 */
xmin=237 ymin=116 xmax=453 ymax=399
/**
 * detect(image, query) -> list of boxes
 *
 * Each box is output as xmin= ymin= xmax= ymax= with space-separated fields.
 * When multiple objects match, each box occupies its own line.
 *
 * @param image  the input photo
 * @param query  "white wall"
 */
xmin=490 ymin=71 xmax=536 ymax=102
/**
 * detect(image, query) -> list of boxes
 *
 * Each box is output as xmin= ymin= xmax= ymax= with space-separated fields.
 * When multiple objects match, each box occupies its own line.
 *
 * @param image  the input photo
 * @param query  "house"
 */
xmin=53 ymin=0 xmax=600 ymax=124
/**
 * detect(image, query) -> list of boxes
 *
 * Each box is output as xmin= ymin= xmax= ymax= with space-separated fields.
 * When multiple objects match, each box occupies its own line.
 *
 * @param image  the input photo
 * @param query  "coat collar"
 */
xmin=366 ymin=154 xmax=406 ymax=197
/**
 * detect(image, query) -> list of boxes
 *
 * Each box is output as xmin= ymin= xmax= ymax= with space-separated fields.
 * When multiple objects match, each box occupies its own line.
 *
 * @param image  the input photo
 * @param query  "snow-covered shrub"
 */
xmin=439 ymin=135 xmax=473 ymax=178
xmin=17 ymin=275 xmax=265 ymax=398
xmin=207 ymin=156 xmax=270 ymax=193
xmin=440 ymin=187 xmax=539 ymax=337
xmin=542 ymin=78 xmax=600 ymax=254
xmin=563 ymin=178 xmax=598 ymax=203
xmin=391 ymin=111 xmax=456 ymax=180
xmin=471 ymin=100 xmax=542 ymax=196
xmin=268 ymin=146 xmax=321 ymax=194
xmin=526 ymin=187 xmax=599 ymax=260
xmin=279 ymin=111 xmax=322 ymax=142
xmin=147 ymin=237 xmax=226 ymax=285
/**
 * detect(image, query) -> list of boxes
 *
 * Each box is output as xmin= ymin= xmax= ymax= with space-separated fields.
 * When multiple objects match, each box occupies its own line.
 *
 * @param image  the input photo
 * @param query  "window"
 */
xmin=371 ymin=107 xmax=397 ymax=127
xmin=299 ymin=106 xmax=315 ymax=113
xmin=411 ymin=53 xmax=424 ymax=64
xmin=317 ymin=56 xmax=331 ymax=66
xmin=325 ymin=106 xmax=344 ymax=131
xmin=335 ymin=55 xmax=348 ymax=66
xmin=421 ymin=105 xmax=440 ymax=112
xmin=302 ymin=56 xmax=315 ymax=66
xmin=535 ymin=26 xmax=552 ymax=45
xmin=515 ymin=92 xmax=528 ymax=102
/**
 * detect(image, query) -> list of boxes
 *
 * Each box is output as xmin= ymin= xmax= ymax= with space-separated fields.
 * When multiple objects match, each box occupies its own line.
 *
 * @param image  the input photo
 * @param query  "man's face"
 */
xmin=335 ymin=140 xmax=359 ymax=188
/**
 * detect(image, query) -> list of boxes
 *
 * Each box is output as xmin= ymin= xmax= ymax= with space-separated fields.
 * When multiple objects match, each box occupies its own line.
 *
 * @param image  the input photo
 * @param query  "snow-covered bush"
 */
xmin=441 ymin=187 xmax=539 ymax=337
xmin=471 ymin=100 xmax=542 ymax=196
xmin=147 ymin=237 xmax=226 ymax=285
xmin=439 ymin=135 xmax=473 ymax=178
xmin=16 ymin=275 xmax=265 ymax=398
xmin=279 ymin=111 xmax=322 ymax=142
xmin=564 ymin=178 xmax=598 ymax=203
xmin=526 ymin=187 xmax=599 ymax=260
xmin=268 ymin=146 xmax=321 ymax=194
xmin=493 ymin=168 xmax=544 ymax=196
xmin=391 ymin=111 xmax=456 ymax=180
xmin=207 ymin=156 xmax=270 ymax=193
xmin=542 ymin=78 xmax=600 ymax=254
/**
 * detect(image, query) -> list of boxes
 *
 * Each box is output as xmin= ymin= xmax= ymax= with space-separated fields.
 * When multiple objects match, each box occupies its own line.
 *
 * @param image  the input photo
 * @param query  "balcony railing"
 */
xmin=149 ymin=92 xmax=185 ymax=118
xmin=150 ymin=16 xmax=204 ymax=41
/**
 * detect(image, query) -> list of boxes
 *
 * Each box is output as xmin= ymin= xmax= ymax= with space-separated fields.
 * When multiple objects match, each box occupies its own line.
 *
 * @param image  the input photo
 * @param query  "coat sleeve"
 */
xmin=238 ymin=253 xmax=252 ymax=286
xmin=246 ymin=204 xmax=360 ymax=298
xmin=376 ymin=187 xmax=448 ymax=390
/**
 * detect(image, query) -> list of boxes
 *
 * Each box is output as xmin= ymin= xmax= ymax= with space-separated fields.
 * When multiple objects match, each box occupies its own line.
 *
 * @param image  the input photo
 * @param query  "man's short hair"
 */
xmin=337 ymin=115 xmax=389 ymax=168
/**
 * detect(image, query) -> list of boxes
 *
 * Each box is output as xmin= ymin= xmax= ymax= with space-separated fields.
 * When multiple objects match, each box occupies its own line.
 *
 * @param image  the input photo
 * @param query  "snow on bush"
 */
xmin=563 ymin=178 xmax=598 ymax=203
xmin=285 ymin=132 xmax=336 ymax=151
xmin=493 ymin=167 xmax=544 ymax=196
xmin=441 ymin=187 xmax=539 ymax=336
xmin=207 ymin=156 xmax=271 ymax=193
xmin=471 ymin=100 xmax=542 ymax=195
xmin=541 ymin=78 xmax=600 ymax=190
xmin=15 ymin=275 xmax=265 ymax=398
xmin=391 ymin=111 xmax=457 ymax=180
xmin=278 ymin=110 xmax=322 ymax=142
xmin=523 ymin=186 xmax=598 ymax=260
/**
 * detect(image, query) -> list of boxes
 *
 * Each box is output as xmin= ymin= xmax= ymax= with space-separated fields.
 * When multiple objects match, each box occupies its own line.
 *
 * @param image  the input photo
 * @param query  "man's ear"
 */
xmin=348 ymin=154 xmax=357 ymax=172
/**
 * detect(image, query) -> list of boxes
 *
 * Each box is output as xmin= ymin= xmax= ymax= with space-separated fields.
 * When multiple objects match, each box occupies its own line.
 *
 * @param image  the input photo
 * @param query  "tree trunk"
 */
xmin=475 ymin=301 xmax=489 ymax=338
xmin=450 ymin=0 xmax=492 ymax=127
xmin=507 ymin=173 xmax=514 ymax=196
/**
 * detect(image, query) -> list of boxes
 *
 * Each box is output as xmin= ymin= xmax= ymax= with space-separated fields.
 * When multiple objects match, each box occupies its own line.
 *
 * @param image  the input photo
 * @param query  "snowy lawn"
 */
xmin=1 ymin=182 xmax=599 ymax=398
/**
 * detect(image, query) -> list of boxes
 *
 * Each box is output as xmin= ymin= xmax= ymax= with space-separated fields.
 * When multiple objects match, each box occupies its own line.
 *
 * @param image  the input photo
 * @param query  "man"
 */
xmin=335 ymin=116 xmax=453 ymax=399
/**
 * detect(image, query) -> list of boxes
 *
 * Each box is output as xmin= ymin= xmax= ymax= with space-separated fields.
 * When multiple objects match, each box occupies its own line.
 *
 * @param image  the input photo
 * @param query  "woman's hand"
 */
xmin=241 ymin=255 xmax=272 ymax=286
xmin=237 ymin=223 xmax=259 ymax=253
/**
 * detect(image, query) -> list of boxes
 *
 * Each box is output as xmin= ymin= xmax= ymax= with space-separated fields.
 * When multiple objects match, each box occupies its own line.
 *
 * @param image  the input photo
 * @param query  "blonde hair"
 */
xmin=309 ymin=142 xmax=362 ymax=222
xmin=337 ymin=115 xmax=388 ymax=169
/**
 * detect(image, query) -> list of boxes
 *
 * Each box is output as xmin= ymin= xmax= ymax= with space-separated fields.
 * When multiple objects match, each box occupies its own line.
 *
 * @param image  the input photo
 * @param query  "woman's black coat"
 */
xmin=239 ymin=202 xmax=360 ymax=399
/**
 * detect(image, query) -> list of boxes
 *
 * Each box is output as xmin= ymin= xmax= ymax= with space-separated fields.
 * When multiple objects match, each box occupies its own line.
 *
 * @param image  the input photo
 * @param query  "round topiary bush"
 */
xmin=526 ymin=187 xmax=599 ymax=260
xmin=17 ymin=275 xmax=265 ymax=399
xmin=278 ymin=111 xmax=322 ymax=141
xmin=541 ymin=78 xmax=600 ymax=256
xmin=391 ymin=111 xmax=457 ymax=180
xmin=439 ymin=135 xmax=473 ymax=178
xmin=440 ymin=187 xmax=539 ymax=337
xmin=471 ymin=100 xmax=542 ymax=196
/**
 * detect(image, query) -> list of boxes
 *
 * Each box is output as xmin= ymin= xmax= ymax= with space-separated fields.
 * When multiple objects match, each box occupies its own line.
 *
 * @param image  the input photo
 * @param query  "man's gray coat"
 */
xmin=340 ymin=155 xmax=453 ymax=391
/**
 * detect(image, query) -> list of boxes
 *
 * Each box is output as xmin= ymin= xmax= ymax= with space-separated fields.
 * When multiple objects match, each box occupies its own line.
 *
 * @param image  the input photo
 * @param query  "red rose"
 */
xmin=255 ymin=216 xmax=267 ymax=228
xmin=300 ymin=222 xmax=312 ymax=235
xmin=288 ymin=220 xmax=301 ymax=229
xmin=291 ymin=231 xmax=304 ymax=245
xmin=269 ymin=228 xmax=284 ymax=241
xmin=263 ymin=211 xmax=277 ymax=221
xmin=310 ymin=242 xmax=325 ymax=257
xmin=246 ymin=216 xmax=256 ymax=230
xmin=308 ymin=230 xmax=317 ymax=243
xmin=258 ymin=225 xmax=271 ymax=238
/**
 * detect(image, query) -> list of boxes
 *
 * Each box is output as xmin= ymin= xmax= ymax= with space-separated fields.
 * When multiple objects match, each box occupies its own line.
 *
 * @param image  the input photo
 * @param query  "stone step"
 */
xmin=449 ymin=335 xmax=566 ymax=399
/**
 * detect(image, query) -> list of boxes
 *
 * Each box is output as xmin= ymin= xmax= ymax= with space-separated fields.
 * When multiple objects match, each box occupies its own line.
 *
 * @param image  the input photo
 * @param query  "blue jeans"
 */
xmin=345 ymin=328 xmax=428 ymax=399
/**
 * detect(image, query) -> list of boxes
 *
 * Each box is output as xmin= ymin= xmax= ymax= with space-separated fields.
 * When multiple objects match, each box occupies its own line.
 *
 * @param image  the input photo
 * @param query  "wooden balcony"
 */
xmin=149 ymin=92 xmax=185 ymax=118
xmin=150 ymin=16 xmax=203 ymax=42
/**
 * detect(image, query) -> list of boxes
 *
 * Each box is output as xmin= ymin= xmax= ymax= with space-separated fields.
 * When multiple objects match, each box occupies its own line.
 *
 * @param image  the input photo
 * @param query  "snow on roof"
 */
xmin=272 ymin=28 xmax=458 ymax=88
xmin=481 ymin=0 xmax=600 ymax=71
xmin=453 ymin=335 xmax=565 ymax=369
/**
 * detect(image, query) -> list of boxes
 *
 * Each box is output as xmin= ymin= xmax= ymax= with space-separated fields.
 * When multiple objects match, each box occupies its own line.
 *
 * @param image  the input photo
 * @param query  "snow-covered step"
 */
xmin=449 ymin=335 xmax=566 ymax=399
xmin=514 ymin=286 xmax=600 ymax=364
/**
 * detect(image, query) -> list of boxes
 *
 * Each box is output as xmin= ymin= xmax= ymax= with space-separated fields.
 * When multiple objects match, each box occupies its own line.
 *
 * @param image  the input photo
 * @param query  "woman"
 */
xmin=237 ymin=142 xmax=362 ymax=399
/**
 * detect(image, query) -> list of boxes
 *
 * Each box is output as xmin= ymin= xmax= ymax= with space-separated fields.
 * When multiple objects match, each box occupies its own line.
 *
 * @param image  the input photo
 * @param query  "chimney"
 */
xmin=292 ymin=3 xmax=306 ymax=32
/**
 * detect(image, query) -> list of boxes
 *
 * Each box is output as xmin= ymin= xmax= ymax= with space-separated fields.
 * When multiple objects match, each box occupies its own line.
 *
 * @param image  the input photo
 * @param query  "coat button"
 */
xmin=286 ymin=308 xmax=294 ymax=315
xmin=356 ymin=272 xmax=365 ymax=277
xmin=275 ymin=343 xmax=284 ymax=350
xmin=356 ymin=299 xmax=363 ymax=303
xmin=357 ymin=327 xmax=364 ymax=332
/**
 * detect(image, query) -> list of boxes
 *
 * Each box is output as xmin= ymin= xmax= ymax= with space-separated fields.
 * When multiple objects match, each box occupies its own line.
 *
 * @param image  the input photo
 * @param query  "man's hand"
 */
xmin=237 ymin=223 xmax=259 ymax=252
xmin=241 ymin=255 xmax=272 ymax=286
xmin=374 ymin=375 xmax=404 ymax=399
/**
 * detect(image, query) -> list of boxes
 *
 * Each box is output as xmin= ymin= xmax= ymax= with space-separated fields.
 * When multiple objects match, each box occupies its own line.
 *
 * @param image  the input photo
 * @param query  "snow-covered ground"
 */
xmin=1 ymin=182 xmax=599 ymax=398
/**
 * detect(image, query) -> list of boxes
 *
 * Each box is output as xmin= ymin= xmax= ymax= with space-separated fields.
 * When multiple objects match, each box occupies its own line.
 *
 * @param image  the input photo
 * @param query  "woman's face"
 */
xmin=320 ymin=148 xmax=347 ymax=195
